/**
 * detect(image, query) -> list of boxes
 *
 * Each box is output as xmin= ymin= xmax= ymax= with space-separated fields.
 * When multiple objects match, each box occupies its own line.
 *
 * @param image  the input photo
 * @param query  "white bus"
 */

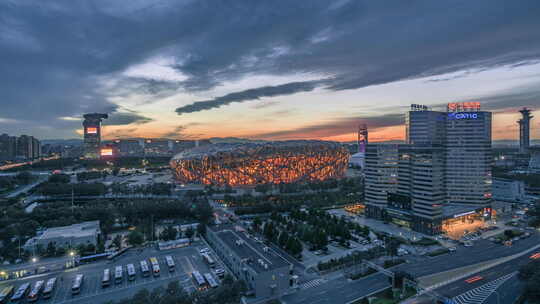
xmin=71 ymin=274 xmax=84 ymax=295
xmin=165 ymin=255 xmax=175 ymax=272
xmin=140 ymin=260 xmax=150 ymax=277
xmin=149 ymin=257 xmax=160 ymax=277
xmin=102 ymin=269 xmax=111 ymax=287
xmin=114 ymin=266 xmax=123 ymax=284
xmin=127 ymin=263 xmax=136 ymax=281
xmin=203 ymin=273 xmax=219 ymax=289
xmin=202 ymin=253 xmax=215 ymax=268
xmin=42 ymin=278 xmax=56 ymax=299
xmin=27 ymin=280 xmax=44 ymax=302
xmin=192 ymin=271 xmax=207 ymax=291
xmin=10 ymin=283 xmax=30 ymax=302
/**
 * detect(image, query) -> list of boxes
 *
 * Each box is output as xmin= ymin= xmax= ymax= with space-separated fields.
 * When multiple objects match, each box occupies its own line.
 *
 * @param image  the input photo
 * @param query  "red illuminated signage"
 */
xmin=86 ymin=127 xmax=98 ymax=134
xmin=447 ymin=102 xmax=481 ymax=112
xmin=101 ymin=148 xmax=113 ymax=156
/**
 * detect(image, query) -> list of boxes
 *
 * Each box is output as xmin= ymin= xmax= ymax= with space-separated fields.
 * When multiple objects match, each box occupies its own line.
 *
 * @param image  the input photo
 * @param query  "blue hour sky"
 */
xmin=1 ymin=0 xmax=539 ymax=142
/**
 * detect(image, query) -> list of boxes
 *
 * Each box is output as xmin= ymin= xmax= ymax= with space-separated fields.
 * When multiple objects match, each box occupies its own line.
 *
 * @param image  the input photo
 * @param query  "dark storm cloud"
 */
xmin=175 ymin=80 xmax=321 ymax=114
xmin=253 ymin=113 xmax=403 ymax=140
xmin=106 ymin=112 xmax=153 ymax=125
xmin=1 ymin=0 xmax=540 ymax=136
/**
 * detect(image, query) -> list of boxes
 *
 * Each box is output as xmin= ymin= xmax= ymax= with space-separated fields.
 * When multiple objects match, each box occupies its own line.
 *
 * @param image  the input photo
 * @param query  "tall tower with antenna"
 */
xmin=518 ymin=108 xmax=533 ymax=153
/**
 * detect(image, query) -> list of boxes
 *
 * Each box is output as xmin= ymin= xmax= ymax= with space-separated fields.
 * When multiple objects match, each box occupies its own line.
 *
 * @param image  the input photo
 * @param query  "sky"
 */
xmin=1 ymin=0 xmax=540 ymax=143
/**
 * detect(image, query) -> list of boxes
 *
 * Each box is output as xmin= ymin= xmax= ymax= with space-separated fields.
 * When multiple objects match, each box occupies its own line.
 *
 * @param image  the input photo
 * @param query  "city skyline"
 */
xmin=1 ymin=1 xmax=540 ymax=142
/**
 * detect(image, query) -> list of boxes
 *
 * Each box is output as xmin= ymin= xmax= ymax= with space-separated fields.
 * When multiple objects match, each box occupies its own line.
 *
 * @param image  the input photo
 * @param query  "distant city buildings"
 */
xmin=0 ymin=133 xmax=41 ymax=162
xmin=83 ymin=113 xmax=108 ymax=159
xmin=365 ymin=103 xmax=492 ymax=235
xmin=107 ymin=139 xmax=211 ymax=157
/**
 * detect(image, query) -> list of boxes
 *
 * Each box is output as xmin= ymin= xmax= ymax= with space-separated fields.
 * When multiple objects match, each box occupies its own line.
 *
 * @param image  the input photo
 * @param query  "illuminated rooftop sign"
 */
xmin=447 ymin=102 xmax=481 ymax=112
xmin=410 ymin=104 xmax=429 ymax=111
xmin=448 ymin=112 xmax=480 ymax=120
xmin=86 ymin=127 xmax=98 ymax=134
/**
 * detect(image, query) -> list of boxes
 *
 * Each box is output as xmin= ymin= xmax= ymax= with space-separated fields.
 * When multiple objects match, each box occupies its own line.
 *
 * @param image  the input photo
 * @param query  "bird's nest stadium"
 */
xmin=170 ymin=141 xmax=349 ymax=186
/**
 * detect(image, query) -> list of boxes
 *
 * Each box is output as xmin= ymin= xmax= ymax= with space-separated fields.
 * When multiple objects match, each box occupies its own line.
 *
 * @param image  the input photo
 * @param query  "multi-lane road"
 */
xmin=435 ymin=246 xmax=540 ymax=304
xmin=0 ymin=242 xmax=221 ymax=304
xmin=281 ymin=232 xmax=540 ymax=304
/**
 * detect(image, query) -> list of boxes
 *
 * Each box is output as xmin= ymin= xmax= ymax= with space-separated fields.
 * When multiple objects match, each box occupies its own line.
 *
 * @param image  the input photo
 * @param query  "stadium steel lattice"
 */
xmin=170 ymin=141 xmax=349 ymax=186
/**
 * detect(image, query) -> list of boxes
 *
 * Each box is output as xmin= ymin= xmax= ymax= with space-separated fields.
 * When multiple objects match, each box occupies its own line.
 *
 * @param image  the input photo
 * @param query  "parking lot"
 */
xmin=0 ymin=242 xmax=224 ymax=304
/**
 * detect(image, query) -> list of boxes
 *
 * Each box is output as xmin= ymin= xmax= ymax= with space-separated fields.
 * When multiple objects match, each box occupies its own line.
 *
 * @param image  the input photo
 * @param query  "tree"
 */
xmin=197 ymin=223 xmax=206 ymax=236
xmin=185 ymin=227 xmax=194 ymax=240
xmin=278 ymin=231 xmax=289 ymax=248
xmin=387 ymin=239 xmax=400 ymax=259
xmin=160 ymin=226 xmax=178 ymax=241
xmin=252 ymin=217 xmax=262 ymax=232
xmin=128 ymin=231 xmax=144 ymax=246
xmin=112 ymin=234 xmax=122 ymax=249
xmin=48 ymin=173 xmax=70 ymax=183
xmin=131 ymin=288 xmax=151 ymax=304
xmin=504 ymin=229 xmax=515 ymax=239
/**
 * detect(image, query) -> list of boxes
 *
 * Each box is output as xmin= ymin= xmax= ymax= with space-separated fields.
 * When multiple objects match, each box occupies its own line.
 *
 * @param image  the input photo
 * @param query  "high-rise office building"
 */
xmin=365 ymin=103 xmax=492 ymax=235
xmin=364 ymin=144 xmax=399 ymax=219
xmin=0 ymin=134 xmax=17 ymax=161
xmin=518 ymin=107 xmax=533 ymax=153
xmin=445 ymin=104 xmax=492 ymax=206
xmin=83 ymin=113 xmax=108 ymax=159
xmin=32 ymin=137 xmax=41 ymax=159
xmin=16 ymin=135 xmax=34 ymax=160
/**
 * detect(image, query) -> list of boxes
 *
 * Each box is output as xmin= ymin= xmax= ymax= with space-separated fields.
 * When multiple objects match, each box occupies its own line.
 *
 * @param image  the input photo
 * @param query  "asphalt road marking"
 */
xmin=453 ymin=271 xmax=517 ymax=304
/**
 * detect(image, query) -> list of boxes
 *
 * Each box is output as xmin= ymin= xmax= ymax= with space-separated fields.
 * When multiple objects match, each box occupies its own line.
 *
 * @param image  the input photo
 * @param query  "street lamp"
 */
xmin=31 ymin=257 xmax=37 ymax=263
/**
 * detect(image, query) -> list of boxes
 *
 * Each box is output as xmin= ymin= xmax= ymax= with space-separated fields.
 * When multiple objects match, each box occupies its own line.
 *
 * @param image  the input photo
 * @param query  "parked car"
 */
xmin=448 ymin=246 xmax=457 ymax=252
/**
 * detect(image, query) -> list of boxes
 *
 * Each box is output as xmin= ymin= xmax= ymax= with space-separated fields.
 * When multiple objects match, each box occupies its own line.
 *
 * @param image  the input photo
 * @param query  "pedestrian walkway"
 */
xmin=298 ymin=278 xmax=326 ymax=290
xmin=452 ymin=271 xmax=516 ymax=304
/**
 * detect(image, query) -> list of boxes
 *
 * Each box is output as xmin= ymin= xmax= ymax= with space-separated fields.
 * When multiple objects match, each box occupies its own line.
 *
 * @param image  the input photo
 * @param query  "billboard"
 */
xmin=100 ymin=148 xmax=113 ymax=156
xmin=448 ymin=112 xmax=482 ymax=120
xmin=447 ymin=102 xmax=481 ymax=112
xmin=86 ymin=127 xmax=98 ymax=134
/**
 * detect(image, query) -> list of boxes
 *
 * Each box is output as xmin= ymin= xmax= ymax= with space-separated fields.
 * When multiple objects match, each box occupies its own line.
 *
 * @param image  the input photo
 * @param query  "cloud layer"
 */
xmin=1 ymin=0 xmax=540 ymax=138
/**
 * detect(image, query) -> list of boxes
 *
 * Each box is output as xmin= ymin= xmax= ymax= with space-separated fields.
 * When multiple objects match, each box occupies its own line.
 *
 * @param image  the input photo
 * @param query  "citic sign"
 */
xmin=448 ymin=112 xmax=479 ymax=120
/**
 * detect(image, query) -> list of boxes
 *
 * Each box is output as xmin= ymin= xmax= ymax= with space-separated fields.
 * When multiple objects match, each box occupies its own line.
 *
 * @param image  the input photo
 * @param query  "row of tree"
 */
xmin=0 ymin=172 xmax=36 ymax=190
xmin=259 ymin=221 xmax=303 ymax=257
xmin=0 ymin=197 xmax=213 ymax=262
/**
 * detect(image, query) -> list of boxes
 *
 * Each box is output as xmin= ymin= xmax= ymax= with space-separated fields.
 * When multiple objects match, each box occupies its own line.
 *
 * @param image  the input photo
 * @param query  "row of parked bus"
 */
xmin=0 ymin=277 xmax=57 ymax=303
xmin=191 ymin=271 xmax=219 ymax=291
xmin=0 ymin=255 xmax=179 ymax=302
xmin=101 ymin=256 xmax=176 ymax=288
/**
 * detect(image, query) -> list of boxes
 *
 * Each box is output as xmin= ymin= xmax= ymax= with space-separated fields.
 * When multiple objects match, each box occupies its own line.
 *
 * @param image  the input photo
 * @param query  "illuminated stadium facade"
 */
xmin=170 ymin=141 xmax=349 ymax=186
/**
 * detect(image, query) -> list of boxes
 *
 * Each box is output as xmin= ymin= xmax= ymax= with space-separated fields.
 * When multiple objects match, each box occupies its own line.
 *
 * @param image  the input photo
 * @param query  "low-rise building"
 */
xmin=492 ymin=177 xmax=525 ymax=202
xmin=206 ymin=224 xmax=292 ymax=299
xmin=24 ymin=221 xmax=101 ymax=251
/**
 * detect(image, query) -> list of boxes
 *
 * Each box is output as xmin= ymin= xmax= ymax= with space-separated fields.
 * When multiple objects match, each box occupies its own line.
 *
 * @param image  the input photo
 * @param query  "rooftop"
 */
xmin=171 ymin=140 xmax=343 ymax=160
xmin=442 ymin=204 xmax=484 ymax=218
xmin=210 ymin=224 xmax=291 ymax=273
xmin=38 ymin=220 xmax=100 ymax=240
